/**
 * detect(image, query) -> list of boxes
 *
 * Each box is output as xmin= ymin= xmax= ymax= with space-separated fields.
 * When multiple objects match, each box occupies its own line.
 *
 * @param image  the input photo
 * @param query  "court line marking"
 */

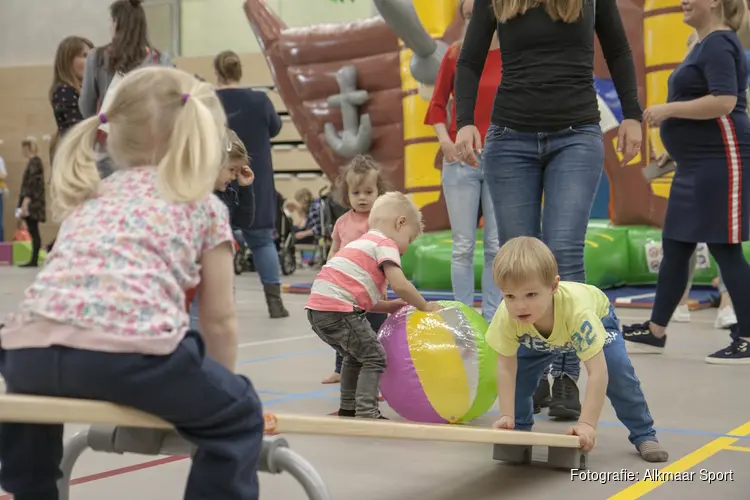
xmin=608 ymin=420 xmax=750 ymax=499
xmin=238 ymin=334 xmax=315 ymax=348
xmin=724 ymin=444 xmax=750 ymax=453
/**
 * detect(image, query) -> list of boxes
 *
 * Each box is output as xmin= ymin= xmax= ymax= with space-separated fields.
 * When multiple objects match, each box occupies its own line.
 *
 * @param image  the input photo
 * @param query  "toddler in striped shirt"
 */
xmin=306 ymin=192 xmax=441 ymax=419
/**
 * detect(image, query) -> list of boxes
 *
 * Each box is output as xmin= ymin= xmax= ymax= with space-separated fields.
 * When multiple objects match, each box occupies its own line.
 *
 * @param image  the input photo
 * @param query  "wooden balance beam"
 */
xmin=0 ymin=394 xmax=588 ymax=470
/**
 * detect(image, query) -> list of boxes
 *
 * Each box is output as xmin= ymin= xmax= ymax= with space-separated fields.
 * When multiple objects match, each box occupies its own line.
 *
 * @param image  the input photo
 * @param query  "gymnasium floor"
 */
xmin=0 ymin=266 xmax=747 ymax=499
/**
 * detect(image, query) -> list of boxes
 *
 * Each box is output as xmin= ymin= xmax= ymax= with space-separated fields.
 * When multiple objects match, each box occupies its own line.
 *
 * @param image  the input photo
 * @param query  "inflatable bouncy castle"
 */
xmin=244 ymin=0 xmax=750 ymax=293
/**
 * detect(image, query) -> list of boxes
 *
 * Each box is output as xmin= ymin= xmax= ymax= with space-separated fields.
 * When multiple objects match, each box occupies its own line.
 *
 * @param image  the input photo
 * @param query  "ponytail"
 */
xmin=50 ymin=116 xmax=103 ymax=221
xmin=157 ymin=86 xmax=225 ymax=203
xmin=723 ymin=0 xmax=748 ymax=32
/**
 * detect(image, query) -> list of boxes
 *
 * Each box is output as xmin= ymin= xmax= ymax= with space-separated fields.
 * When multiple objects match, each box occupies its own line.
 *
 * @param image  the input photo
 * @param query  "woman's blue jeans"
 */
xmin=441 ymin=156 xmax=502 ymax=322
xmin=482 ymin=123 xmax=605 ymax=381
xmin=241 ymin=228 xmax=281 ymax=286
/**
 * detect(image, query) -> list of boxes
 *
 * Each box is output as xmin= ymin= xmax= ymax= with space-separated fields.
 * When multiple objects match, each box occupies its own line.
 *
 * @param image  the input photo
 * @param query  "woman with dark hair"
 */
xmin=453 ymin=0 xmax=642 ymax=419
xmin=214 ymin=50 xmax=289 ymax=319
xmin=79 ymin=0 xmax=172 ymax=119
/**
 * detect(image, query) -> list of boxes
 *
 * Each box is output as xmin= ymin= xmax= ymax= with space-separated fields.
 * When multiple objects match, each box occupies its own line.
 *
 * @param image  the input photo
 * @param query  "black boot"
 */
xmin=532 ymin=377 xmax=551 ymax=414
xmin=548 ymin=373 xmax=581 ymax=420
xmin=263 ymin=284 xmax=289 ymax=318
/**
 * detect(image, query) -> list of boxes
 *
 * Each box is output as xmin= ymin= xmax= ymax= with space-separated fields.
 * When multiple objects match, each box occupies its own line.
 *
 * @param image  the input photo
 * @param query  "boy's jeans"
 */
xmin=482 ymin=123 xmax=605 ymax=381
xmin=441 ymin=154 xmax=502 ymax=322
xmin=335 ymin=312 xmax=387 ymax=374
xmin=512 ymin=306 xmax=657 ymax=447
xmin=308 ymin=309 xmax=386 ymax=418
xmin=0 ymin=331 xmax=264 ymax=500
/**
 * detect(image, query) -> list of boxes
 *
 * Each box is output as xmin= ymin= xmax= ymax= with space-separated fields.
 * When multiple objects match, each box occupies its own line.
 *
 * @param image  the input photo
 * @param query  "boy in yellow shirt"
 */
xmin=486 ymin=237 xmax=668 ymax=462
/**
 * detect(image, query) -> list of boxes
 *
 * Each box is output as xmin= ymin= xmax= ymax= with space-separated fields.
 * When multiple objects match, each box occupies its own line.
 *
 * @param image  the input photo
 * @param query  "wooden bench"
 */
xmin=0 ymin=394 xmax=587 ymax=499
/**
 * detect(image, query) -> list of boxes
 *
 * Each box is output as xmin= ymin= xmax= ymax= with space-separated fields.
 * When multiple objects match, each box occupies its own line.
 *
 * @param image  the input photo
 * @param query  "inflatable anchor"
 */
xmin=373 ymin=0 xmax=447 ymax=85
xmin=323 ymin=65 xmax=372 ymax=158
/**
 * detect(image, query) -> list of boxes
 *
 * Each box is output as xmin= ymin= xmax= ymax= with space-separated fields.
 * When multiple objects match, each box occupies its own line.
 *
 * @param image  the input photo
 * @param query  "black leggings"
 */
xmin=652 ymin=238 xmax=750 ymax=338
xmin=24 ymin=217 xmax=41 ymax=265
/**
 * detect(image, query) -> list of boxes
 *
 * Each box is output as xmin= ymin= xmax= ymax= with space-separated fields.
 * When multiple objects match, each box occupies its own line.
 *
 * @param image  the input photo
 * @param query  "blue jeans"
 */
xmin=513 ymin=306 xmax=657 ymax=447
xmin=242 ymin=228 xmax=281 ymax=286
xmin=0 ymin=331 xmax=264 ymax=500
xmin=442 ymin=156 xmax=502 ymax=322
xmin=482 ymin=123 xmax=605 ymax=380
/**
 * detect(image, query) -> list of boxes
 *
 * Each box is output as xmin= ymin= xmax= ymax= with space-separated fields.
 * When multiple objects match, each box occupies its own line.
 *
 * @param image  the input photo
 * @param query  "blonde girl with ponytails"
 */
xmin=0 ymin=66 xmax=264 ymax=500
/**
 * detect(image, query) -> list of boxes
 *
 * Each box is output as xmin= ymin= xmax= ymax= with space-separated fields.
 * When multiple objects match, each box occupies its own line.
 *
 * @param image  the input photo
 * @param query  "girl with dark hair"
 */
xmin=18 ymin=138 xmax=46 ymax=268
xmin=79 ymin=0 xmax=172 ymax=118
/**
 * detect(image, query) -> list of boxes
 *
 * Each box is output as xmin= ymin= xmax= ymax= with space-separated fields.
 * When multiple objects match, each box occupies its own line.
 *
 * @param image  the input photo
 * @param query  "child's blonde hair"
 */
xmin=226 ymin=128 xmax=249 ymax=164
xmin=334 ymin=154 xmax=389 ymax=209
xmin=51 ymin=67 xmax=228 ymax=220
xmin=493 ymin=236 xmax=559 ymax=288
xmin=368 ymin=191 xmax=423 ymax=235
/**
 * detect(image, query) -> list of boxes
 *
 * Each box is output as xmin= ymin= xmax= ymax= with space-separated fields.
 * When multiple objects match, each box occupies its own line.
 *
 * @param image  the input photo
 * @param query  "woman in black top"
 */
xmin=17 ymin=138 xmax=46 ymax=267
xmin=454 ymin=0 xmax=642 ymax=420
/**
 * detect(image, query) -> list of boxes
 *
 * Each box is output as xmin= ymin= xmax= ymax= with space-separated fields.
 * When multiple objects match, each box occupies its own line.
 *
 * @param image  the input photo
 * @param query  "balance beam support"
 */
xmin=492 ymin=444 xmax=588 ymax=470
xmin=57 ymin=426 xmax=332 ymax=500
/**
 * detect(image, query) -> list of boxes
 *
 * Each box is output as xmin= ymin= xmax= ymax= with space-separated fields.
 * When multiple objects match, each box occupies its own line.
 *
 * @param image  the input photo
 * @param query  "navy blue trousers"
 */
xmin=0 ymin=331 xmax=264 ymax=500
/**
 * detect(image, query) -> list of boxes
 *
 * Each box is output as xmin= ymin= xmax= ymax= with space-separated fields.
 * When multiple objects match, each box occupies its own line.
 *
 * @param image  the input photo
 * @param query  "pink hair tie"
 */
xmin=181 ymin=93 xmax=190 ymax=105
xmin=98 ymin=113 xmax=108 ymax=124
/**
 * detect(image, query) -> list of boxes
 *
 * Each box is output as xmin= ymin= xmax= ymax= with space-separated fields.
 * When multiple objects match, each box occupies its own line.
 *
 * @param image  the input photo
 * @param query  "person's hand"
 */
xmin=616 ymin=119 xmax=642 ymax=166
xmin=643 ymin=104 xmax=674 ymax=128
xmin=566 ymin=422 xmax=597 ymax=451
xmin=237 ymin=165 xmax=254 ymax=186
xmin=440 ymin=139 xmax=460 ymax=163
xmin=656 ymin=152 xmax=672 ymax=168
xmin=385 ymin=299 xmax=408 ymax=313
xmin=454 ymin=125 xmax=483 ymax=167
xmin=493 ymin=415 xmax=514 ymax=430
xmin=424 ymin=301 xmax=443 ymax=313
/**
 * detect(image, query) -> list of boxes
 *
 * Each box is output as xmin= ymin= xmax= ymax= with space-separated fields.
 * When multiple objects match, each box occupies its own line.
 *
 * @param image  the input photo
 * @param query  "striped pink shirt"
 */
xmin=306 ymin=230 xmax=401 ymax=312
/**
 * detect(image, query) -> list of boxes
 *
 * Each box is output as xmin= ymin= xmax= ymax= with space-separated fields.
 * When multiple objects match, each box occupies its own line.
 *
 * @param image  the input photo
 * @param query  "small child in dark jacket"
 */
xmin=186 ymin=129 xmax=254 ymax=325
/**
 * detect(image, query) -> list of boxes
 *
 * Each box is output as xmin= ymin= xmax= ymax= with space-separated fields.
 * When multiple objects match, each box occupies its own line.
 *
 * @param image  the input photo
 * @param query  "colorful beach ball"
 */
xmin=377 ymin=301 xmax=497 ymax=424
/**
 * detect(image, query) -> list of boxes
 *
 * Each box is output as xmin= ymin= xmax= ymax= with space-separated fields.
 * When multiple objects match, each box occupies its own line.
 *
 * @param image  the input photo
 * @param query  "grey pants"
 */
xmin=307 ymin=309 xmax=386 ymax=418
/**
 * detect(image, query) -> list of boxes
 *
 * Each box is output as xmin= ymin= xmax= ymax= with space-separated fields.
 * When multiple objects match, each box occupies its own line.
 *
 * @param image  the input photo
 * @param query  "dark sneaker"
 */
xmin=622 ymin=322 xmax=667 ymax=353
xmin=533 ymin=377 xmax=551 ymax=414
xmin=337 ymin=408 xmax=355 ymax=417
xmin=705 ymin=338 xmax=750 ymax=364
xmin=548 ymin=373 xmax=581 ymax=420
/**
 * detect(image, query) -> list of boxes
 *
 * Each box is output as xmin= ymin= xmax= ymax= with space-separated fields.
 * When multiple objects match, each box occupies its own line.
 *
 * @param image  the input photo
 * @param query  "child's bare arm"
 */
xmin=497 ymin=354 xmax=517 ymax=418
xmin=196 ymin=241 xmax=238 ymax=370
xmin=580 ymin=350 xmax=608 ymax=428
xmin=370 ymin=299 xmax=408 ymax=314
xmin=383 ymin=263 xmax=437 ymax=312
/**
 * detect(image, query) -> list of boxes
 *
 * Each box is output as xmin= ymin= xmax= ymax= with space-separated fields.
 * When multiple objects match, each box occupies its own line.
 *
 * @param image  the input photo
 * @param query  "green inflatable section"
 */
xmin=403 ymin=219 xmax=745 ymax=290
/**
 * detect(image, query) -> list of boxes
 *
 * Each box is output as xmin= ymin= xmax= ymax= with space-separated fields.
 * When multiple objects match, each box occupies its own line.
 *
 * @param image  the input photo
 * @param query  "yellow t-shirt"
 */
xmin=486 ymin=281 xmax=612 ymax=362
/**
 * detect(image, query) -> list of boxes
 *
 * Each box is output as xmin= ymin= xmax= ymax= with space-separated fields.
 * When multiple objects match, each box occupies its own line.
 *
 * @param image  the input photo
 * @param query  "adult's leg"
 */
xmin=478 ymin=160 xmax=502 ymax=321
xmin=243 ymin=228 xmax=289 ymax=318
xmin=599 ymin=307 xmax=668 ymax=462
xmin=0 ymin=193 xmax=4 ymax=242
xmin=0 ymin=332 xmax=265 ymax=500
xmin=713 ymin=268 xmax=737 ymax=329
xmin=541 ymin=124 xmax=605 ymax=416
xmin=672 ymin=250 xmax=698 ymax=322
xmin=23 ymin=217 xmax=41 ymax=267
xmin=622 ymin=238 xmax=696 ymax=352
xmin=481 ymin=125 xmax=544 ymax=245
xmin=441 ymin=159 xmax=481 ymax=309
xmin=704 ymin=243 xmax=750 ymax=363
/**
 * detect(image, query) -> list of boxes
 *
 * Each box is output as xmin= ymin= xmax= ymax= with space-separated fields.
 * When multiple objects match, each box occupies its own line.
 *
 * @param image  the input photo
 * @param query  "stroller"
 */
xmin=316 ymin=185 xmax=348 ymax=264
xmin=275 ymin=190 xmax=297 ymax=276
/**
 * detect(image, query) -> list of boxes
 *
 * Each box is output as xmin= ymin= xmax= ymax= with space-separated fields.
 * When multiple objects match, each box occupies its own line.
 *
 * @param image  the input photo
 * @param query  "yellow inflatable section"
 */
xmin=643 ymin=0 xmax=694 ymax=198
xmin=400 ymin=0 xmax=458 ymax=211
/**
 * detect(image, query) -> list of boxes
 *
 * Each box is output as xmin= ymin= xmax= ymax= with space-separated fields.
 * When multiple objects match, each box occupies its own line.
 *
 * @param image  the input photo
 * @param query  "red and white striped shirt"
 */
xmin=306 ymin=230 xmax=401 ymax=312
